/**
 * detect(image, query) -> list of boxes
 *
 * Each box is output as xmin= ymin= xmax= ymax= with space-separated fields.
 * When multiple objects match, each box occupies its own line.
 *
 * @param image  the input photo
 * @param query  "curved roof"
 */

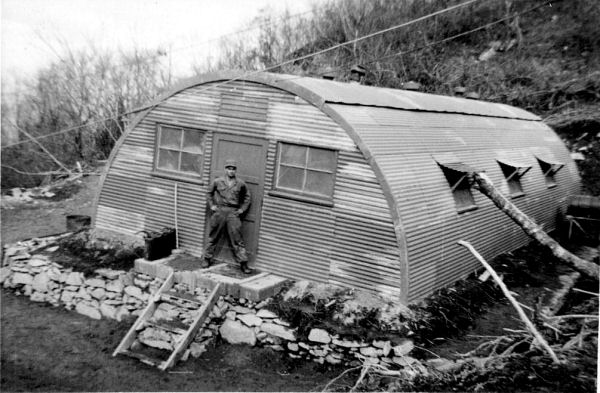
xmin=136 ymin=71 xmax=539 ymax=121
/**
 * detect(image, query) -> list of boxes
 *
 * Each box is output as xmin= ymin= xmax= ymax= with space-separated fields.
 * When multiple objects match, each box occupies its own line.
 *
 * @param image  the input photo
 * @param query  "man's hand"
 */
xmin=234 ymin=209 xmax=243 ymax=216
xmin=211 ymin=206 xmax=218 ymax=212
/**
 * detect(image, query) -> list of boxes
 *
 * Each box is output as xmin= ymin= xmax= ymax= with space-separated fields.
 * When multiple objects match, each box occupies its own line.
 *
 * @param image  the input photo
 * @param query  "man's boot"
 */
xmin=240 ymin=261 xmax=252 ymax=275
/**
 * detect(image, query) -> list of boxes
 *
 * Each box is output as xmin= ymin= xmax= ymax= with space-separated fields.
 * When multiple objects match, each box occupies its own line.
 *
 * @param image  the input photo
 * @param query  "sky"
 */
xmin=1 ymin=0 xmax=316 ymax=86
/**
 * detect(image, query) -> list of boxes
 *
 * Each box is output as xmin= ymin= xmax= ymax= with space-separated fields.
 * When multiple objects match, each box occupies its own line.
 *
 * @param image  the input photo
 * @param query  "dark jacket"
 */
xmin=207 ymin=176 xmax=251 ymax=213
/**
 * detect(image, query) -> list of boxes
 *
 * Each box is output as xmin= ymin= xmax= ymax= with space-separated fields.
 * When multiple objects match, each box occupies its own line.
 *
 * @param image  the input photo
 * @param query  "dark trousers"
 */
xmin=204 ymin=207 xmax=248 ymax=263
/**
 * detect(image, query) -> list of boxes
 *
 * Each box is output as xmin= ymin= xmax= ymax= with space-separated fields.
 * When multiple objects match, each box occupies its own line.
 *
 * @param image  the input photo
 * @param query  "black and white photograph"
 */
xmin=1 ymin=0 xmax=598 ymax=391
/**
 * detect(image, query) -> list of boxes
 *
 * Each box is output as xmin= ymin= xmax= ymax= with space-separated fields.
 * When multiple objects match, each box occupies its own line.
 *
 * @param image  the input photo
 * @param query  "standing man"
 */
xmin=202 ymin=159 xmax=252 ymax=274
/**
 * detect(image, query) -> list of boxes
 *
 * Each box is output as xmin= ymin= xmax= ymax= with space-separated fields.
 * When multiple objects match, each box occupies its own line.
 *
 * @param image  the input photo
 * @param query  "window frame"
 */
xmin=437 ymin=162 xmax=478 ymax=213
xmin=271 ymin=142 xmax=338 ymax=206
xmin=536 ymin=157 xmax=564 ymax=189
xmin=152 ymin=123 xmax=206 ymax=184
xmin=497 ymin=159 xmax=531 ymax=198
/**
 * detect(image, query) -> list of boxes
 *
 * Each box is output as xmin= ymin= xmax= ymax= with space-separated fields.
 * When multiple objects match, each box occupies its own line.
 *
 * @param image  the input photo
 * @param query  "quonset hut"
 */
xmin=93 ymin=71 xmax=580 ymax=303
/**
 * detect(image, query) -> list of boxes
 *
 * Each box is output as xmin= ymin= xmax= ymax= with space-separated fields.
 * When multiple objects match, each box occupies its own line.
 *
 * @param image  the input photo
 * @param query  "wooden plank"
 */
xmin=121 ymin=349 xmax=163 ymax=367
xmin=160 ymin=282 xmax=223 ymax=370
xmin=112 ymin=271 xmax=175 ymax=357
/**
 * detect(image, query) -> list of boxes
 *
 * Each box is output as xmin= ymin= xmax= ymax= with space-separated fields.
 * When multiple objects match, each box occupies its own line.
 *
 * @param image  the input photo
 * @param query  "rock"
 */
xmin=189 ymin=342 xmax=207 ymax=358
xmin=326 ymin=354 xmax=342 ymax=365
xmin=219 ymin=319 xmax=256 ymax=346
xmin=91 ymin=288 xmax=106 ymax=300
xmin=382 ymin=341 xmax=393 ymax=357
xmin=120 ymin=273 xmax=134 ymax=287
xmin=269 ymin=344 xmax=284 ymax=351
xmin=60 ymin=290 xmax=76 ymax=303
xmin=308 ymin=328 xmax=331 ymax=344
xmin=225 ymin=311 xmax=237 ymax=320
xmin=256 ymin=309 xmax=277 ymax=319
xmin=232 ymin=305 xmax=253 ymax=314
xmin=76 ymin=303 xmax=102 ymax=320
xmin=133 ymin=277 xmax=149 ymax=289
xmin=30 ymin=291 xmax=47 ymax=302
xmin=287 ymin=342 xmax=299 ymax=352
xmin=255 ymin=300 xmax=270 ymax=309
xmin=211 ymin=305 xmax=222 ymax=318
xmin=273 ymin=318 xmax=290 ymax=327
xmin=32 ymin=272 xmax=51 ymax=293
xmin=392 ymin=340 xmax=414 ymax=357
xmin=332 ymin=338 xmax=366 ymax=348
xmin=138 ymin=328 xmax=173 ymax=350
xmin=154 ymin=303 xmax=180 ymax=320
xmin=310 ymin=348 xmax=328 ymax=357
xmin=124 ymin=285 xmax=143 ymax=299
xmin=46 ymin=246 xmax=59 ymax=253
xmin=0 ymin=266 xmax=12 ymax=284
xmin=237 ymin=313 xmax=262 ymax=327
xmin=115 ymin=307 xmax=131 ymax=321
xmin=94 ymin=268 xmax=124 ymax=280
xmin=238 ymin=297 xmax=247 ymax=305
xmin=105 ymin=280 xmax=124 ymax=293
xmin=100 ymin=303 xmax=118 ymax=319
xmin=65 ymin=272 xmax=84 ymax=286
xmin=372 ymin=340 xmax=389 ymax=349
xmin=260 ymin=323 xmax=296 ymax=341
xmin=47 ymin=267 xmax=62 ymax=282
xmin=12 ymin=272 xmax=33 ymax=286
xmin=392 ymin=356 xmax=419 ymax=367
xmin=28 ymin=257 xmax=50 ymax=267
xmin=23 ymin=284 xmax=33 ymax=296
xmin=360 ymin=347 xmax=380 ymax=357
xmin=77 ymin=287 xmax=92 ymax=300
xmin=85 ymin=278 xmax=106 ymax=288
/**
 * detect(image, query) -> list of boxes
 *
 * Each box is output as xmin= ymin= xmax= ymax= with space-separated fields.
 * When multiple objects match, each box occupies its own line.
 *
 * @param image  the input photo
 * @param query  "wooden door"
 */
xmin=207 ymin=134 xmax=268 ymax=264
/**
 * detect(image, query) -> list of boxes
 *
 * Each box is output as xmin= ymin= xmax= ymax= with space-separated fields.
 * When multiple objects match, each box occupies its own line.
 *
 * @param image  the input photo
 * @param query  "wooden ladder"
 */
xmin=113 ymin=271 xmax=222 ymax=370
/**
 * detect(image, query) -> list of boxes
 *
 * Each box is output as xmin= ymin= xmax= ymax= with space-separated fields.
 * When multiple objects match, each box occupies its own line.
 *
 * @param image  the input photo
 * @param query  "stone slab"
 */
xmin=239 ymin=274 xmax=288 ymax=302
xmin=134 ymin=258 xmax=173 ymax=279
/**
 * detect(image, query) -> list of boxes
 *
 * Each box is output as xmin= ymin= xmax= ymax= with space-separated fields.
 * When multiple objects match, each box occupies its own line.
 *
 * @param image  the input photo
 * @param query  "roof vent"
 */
xmin=349 ymin=64 xmax=367 ymax=84
xmin=454 ymin=86 xmax=466 ymax=96
xmin=402 ymin=81 xmax=421 ymax=91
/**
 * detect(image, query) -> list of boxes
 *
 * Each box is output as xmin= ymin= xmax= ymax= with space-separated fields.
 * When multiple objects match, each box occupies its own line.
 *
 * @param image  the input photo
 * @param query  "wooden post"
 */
xmin=472 ymin=172 xmax=599 ymax=278
xmin=458 ymin=240 xmax=561 ymax=364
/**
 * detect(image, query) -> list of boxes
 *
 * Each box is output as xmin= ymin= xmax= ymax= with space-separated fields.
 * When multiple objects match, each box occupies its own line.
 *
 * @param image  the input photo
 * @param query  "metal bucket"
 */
xmin=66 ymin=215 xmax=91 ymax=232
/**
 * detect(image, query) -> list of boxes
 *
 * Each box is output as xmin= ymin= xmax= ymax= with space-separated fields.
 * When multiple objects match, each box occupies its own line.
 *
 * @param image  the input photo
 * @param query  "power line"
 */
xmin=308 ymin=0 xmax=555 ymax=79
xmin=2 ymin=0 xmax=482 ymax=150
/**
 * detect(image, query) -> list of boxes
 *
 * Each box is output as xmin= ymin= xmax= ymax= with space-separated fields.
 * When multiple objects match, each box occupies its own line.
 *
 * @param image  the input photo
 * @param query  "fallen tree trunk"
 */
xmin=472 ymin=172 xmax=599 ymax=278
xmin=458 ymin=240 xmax=561 ymax=364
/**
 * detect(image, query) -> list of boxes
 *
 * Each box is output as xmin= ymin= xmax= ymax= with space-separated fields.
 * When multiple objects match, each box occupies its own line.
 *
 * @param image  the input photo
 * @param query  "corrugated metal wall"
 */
xmin=330 ymin=105 xmax=580 ymax=302
xmin=95 ymin=81 xmax=403 ymax=297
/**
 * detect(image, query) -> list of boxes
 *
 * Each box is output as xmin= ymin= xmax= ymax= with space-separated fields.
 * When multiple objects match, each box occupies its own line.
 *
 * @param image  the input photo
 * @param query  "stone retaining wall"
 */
xmin=1 ymin=236 xmax=421 ymax=369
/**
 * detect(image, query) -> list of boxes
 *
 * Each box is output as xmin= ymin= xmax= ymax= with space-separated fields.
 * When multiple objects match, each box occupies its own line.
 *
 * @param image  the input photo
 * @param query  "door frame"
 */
xmin=206 ymin=133 xmax=269 ymax=264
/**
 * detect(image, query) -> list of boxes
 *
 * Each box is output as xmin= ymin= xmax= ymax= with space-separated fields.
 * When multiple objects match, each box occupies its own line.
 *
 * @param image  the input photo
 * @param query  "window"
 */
xmin=497 ymin=159 xmax=531 ymax=197
xmin=536 ymin=157 xmax=564 ymax=188
xmin=154 ymin=125 xmax=205 ymax=181
xmin=438 ymin=162 xmax=478 ymax=212
xmin=274 ymin=143 xmax=337 ymax=203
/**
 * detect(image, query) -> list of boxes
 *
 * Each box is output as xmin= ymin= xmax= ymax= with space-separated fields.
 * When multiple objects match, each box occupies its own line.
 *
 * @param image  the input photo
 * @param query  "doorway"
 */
xmin=207 ymin=134 xmax=268 ymax=264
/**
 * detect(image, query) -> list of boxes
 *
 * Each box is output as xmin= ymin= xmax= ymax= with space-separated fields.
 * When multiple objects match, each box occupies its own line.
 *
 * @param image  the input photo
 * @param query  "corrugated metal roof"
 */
xmin=135 ymin=71 xmax=540 ymax=121
xmin=285 ymin=75 xmax=539 ymax=121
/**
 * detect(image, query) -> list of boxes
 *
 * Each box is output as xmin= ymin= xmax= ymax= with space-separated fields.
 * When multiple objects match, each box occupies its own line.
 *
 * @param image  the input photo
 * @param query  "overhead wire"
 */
xmin=2 ymin=0 xmax=484 ymax=150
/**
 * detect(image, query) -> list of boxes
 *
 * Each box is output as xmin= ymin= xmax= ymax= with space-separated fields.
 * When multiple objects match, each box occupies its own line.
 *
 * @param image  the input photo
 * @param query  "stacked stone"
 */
xmin=2 ymin=241 xmax=162 ymax=322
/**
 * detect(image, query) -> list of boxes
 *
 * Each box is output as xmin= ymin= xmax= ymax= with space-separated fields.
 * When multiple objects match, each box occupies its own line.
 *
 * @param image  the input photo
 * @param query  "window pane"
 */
xmin=454 ymin=188 xmax=475 ymax=208
xmin=160 ymin=127 xmax=181 ymax=149
xmin=180 ymin=152 xmax=202 ymax=174
xmin=280 ymin=144 xmax=306 ymax=166
xmin=158 ymin=149 xmax=179 ymax=171
xmin=305 ymin=170 xmax=334 ymax=197
xmin=308 ymin=148 xmax=335 ymax=172
xmin=182 ymin=130 xmax=204 ymax=153
xmin=277 ymin=165 xmax=304 ymax=190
